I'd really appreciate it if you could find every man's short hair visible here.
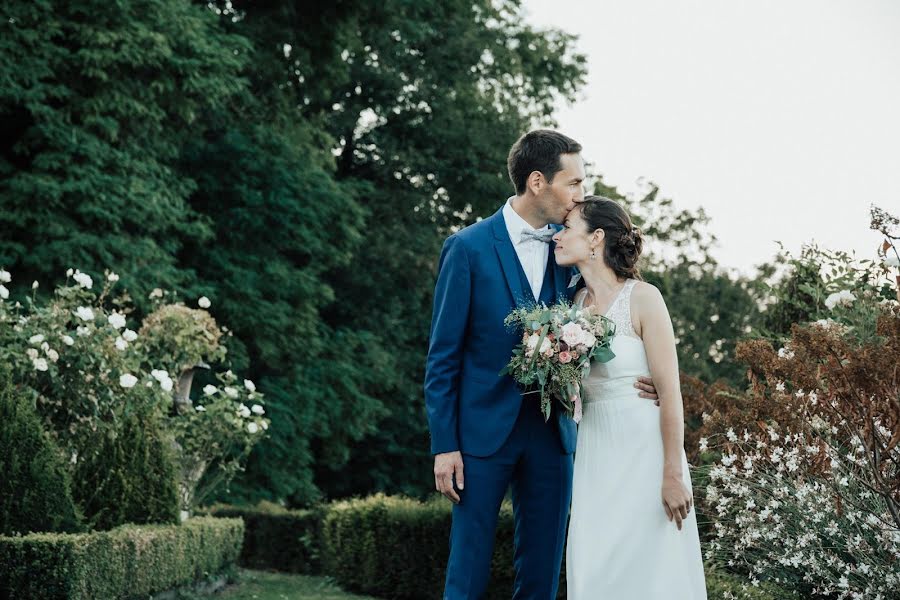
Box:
[507,130,582,195]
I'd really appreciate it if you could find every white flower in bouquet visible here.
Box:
[560,322,587,347]
[119,373,138,388]
[247,422,259,434]
[75,306,94,321]
[107,271,120,282]
[46,348,59,362]
[76,325,91,337]
[66,268,73,277]
[32,357,48,372]
[244,379,256,392]
[198,296,211,309]
[32,281,38,290]
[151,369,174,391]
[149,288,164,299]
[195,405,207,412]
[107,312,126,329]
[26,348,38,359]
[224,386,240,399]
[261,420,269,430]
[237,403,251,418]
[29,334,45,344]
[203,384,218,396]
[114,337,128,351]
[61,334,75,346]
[0,285,8,300]
[122,329,138,342]
[0,269,10,283]
[824,290,855,310]
[251,403,265,415]
[73,270,93,289]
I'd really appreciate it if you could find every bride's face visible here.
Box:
[552,206,601,266]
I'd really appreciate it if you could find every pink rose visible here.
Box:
[558,351,572,364]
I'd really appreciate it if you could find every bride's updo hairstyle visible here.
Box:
[578,195,644,280]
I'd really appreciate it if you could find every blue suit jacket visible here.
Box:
[425,206,578,457]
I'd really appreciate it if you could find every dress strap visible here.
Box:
[607,279,639,339]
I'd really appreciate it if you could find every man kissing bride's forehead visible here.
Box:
[506,129,586,227]
[426,129,705,600]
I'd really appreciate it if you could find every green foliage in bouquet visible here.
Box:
[0,373,82,536]
[501,301,616,420]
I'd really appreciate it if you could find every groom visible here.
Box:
[425,130,657,599]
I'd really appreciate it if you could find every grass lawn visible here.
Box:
[208,570,377,600]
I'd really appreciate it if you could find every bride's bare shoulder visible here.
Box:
[630,280,668,313]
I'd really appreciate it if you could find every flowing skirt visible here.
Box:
[566,389,707,599]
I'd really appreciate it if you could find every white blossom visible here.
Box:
[149,288,163,299]
[107,312,126,329]
[28,334,45,344]
[75,306,94,321]
[237,403,251,418]
[198,296,211,309]
[47,349,59,362]
[119,373,138,388]
[31,280,38,290]
[151,369,174,392]
[224,386,240,399]
[122,329,138,342]
[0,285,8,300]
[203,384,218,396]
[195,405,206,412]
[32,357,49,371]
[0,269,10,283]
[61,335,75,346]
[107,272,120,282]
[76,326,91,337]
[251,404,265,415]
[115,337,128,351]
[247,422,259,434]
[73,270,93,289]
[244,379,256,392]
[66,268,74,277]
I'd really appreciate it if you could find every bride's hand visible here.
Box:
[661,474,692,531]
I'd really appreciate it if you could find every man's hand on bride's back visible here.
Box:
[434,451,465,504]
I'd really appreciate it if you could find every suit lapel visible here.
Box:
[490,209,530,308]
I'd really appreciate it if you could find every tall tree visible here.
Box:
[0,0,250,303]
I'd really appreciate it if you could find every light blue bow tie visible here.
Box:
[519,228,554,244]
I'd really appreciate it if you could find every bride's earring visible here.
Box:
[590,250,596,260]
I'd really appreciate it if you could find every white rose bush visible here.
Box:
[0,267,269,515]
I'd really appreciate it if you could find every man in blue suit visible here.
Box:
[425,130,656,599]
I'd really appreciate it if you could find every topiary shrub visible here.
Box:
[71,409,179,531]
[0,375,82,535]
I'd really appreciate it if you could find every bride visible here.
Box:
[552,196,707,599]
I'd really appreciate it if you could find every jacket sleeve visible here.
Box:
[424,235,471,455]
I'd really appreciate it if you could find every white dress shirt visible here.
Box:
[502,197,552,301]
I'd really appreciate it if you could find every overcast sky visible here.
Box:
[523,0,900,274]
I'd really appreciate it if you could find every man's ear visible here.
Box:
[526,170,544,195]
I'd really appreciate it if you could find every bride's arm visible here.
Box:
[633,282,693,530]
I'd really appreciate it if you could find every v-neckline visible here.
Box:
[579,280,629,316]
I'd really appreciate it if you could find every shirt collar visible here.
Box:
[502,196,551,246]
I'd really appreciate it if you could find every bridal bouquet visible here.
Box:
[500,301,616,423]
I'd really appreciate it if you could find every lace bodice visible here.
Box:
[576,279,649,402]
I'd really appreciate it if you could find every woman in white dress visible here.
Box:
[552,196,707,599]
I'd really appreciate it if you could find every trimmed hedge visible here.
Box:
[206,501,323,573]
[320,494,549,600]
[0,516,243,600]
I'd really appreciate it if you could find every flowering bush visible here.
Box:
[698,298,899,597]
[502,301,616,422]
[0,267,269,520]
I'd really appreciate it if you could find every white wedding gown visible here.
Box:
[566,279,707,599]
